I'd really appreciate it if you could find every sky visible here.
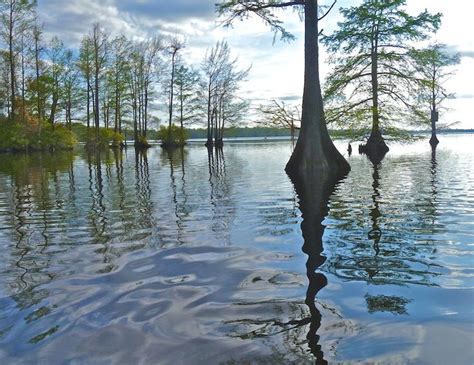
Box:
[37,0,474,129]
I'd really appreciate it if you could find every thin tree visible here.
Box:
[110,35,130,136]
[217,0,350,181]
[62,48,79,129]
[32,20,43,123]
[79,36,93,131]
[411,43,460,146]
[174,64,202,133]
[164,36,184,147]
[258,99,301,143]
[0,0,36,121]
[213,52,249,147]
[202,41,228,147]
[90,23,108,140]
[47,36,66,129]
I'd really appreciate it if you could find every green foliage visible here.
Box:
[99,128,124,147]
[0,117,76,151]
[71,123,124,148]
[410,43,460,126]
[321,0,442,129]
[85,128,124,149]
[35,124,76,150]
[135,134,150,148]
[0,150,75,187]
[216,1,301,42]
[158,125,188,146]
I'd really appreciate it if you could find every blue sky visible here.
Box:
[37,0,474,129]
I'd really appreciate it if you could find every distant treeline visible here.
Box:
[186,127,293,139]
[187,127,473,140]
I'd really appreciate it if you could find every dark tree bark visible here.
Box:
[292,157,345,363]
[206,80,213,147]
[429,75,439,146]
[285,0,350,182]
[94,63,100,139]
[361,15,389,157]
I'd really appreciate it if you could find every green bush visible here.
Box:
[135,134,151,148]
[85,128,124,149]
[157,125,188,147]
[34,124,76,150]
[0,118,75,151]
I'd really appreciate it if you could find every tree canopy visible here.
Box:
[321,0,441,155]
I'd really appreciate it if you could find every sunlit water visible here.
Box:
[0,135,473,364]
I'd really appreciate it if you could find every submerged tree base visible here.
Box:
[359,130,389,164]
[285,136,351,184]
[111,141,126,150]
[214,139,224,148]
[85,140,109,151]
[429,135,439,146]
[160,140,186,149]
[135,141,152,149]
[205,140,224,148]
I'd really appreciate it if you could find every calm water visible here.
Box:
[0,135,473,364]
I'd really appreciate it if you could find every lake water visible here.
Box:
[0,134,473,364]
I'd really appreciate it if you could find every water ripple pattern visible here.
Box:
[0,135,473,364]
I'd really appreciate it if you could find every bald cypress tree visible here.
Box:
[321,0,441,157]
[216,0,350,181]
[411,43,460,146]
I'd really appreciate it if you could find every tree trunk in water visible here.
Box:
[168,51,176,143]
[361,21,388,158]
[429,85,439,146]
[285,0,350,182]
[94,70,100,140]
[205,81,213,147]
[180,84,184,134]
[86,79,90,130]
[429,109,439,146]
[144,87,148,138]
[133,98,138,145]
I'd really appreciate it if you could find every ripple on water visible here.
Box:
[0,136,473,364]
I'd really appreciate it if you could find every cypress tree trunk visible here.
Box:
[86,77,90,130]
[361,19,388,158]
[285,0,350,182]
[205,80,213,147]
[429,82,439,146]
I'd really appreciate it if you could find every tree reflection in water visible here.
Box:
[224,170,347,363]
[292,172,345,364]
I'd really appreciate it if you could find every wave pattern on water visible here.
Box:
[0,136,473,364]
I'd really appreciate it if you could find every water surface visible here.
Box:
[0,135,473,364]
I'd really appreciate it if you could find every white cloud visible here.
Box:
[37,0,473,129]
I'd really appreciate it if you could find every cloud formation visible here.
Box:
[116,0,216,22]
[36,0,473,128]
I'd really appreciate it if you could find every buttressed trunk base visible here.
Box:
[359,128,389,164]
[285,0,350,183]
